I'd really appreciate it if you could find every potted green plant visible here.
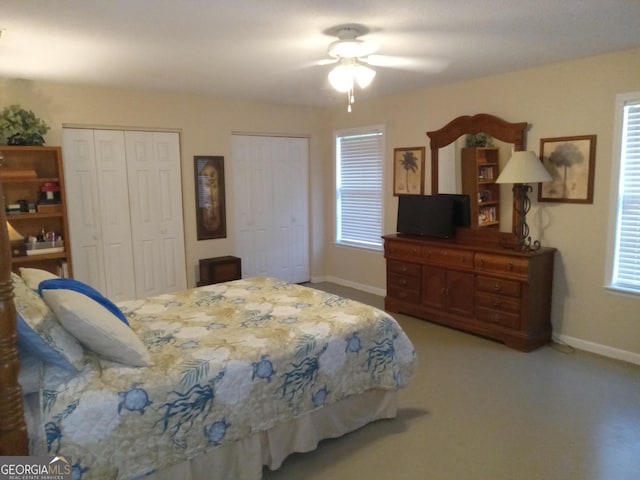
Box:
[0,104,50,146]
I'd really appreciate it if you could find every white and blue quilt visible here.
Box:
[32,277,416,479]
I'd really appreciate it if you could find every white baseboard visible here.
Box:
[308,275,386,297]
[553,333,640,366]
[308,277,639,366]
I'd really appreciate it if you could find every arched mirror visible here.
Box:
[427,113,527,240]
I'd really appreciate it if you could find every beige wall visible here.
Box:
[0,79,326,285]
[2,47,639,361]
[323,47,640,361]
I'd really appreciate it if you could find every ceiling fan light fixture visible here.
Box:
[324,27,378,112]
[328,64,354,92]
[354,64,376,89]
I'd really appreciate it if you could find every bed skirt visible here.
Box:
[147,389,398,480]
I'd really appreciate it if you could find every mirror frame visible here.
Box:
[426,113,527,241]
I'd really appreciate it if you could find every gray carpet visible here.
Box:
[262,282,640,480]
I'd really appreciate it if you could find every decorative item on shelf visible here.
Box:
[479,189,492,203]
[496,151,553,251]
[465,133,494,147]
[0,104,50,146]
[25,231,64,256]
[5,203,22,215]
[40,181,61,203]
[36,203,61,214]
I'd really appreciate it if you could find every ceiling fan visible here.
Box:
[319,25,447,112]
[319,26,380,112]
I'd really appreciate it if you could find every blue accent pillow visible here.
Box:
[39,278,129,326]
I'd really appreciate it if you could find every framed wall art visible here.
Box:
[538,135,596,204]
[393,146,425,196]
[194,155,227,239]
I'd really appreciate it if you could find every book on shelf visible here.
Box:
[478,166,494,180]
[57,260,69,278]
[478,206,497,224]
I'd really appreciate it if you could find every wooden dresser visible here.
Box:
[384,233,556,351]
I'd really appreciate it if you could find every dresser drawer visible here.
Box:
[385,241,421,259]
[476,292,521,315]
[422,246,474,269]
[475,253,529,277]
[387,259,421,277]
[477,307,521,329]
[388,272,421,291]
[476,275,521,298]
[387,285,421,304]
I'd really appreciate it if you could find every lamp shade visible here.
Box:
[328,65,354,92]
[353,64,376,88]
[328,63,376,92]
[6,221,24,242]
[495,151,552,184]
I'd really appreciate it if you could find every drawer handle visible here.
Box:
[492,313,500,323]
[400,278,407,286]
[508,262,514,271]
[492,283,503,292]
[492,299,502,307]
[479,258,485,267]
[401,266,407,272]
[412,248,418,254]
[399,291,407,299]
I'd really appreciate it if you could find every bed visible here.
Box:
[0,195,416,479]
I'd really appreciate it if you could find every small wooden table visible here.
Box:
[197,256,241,286]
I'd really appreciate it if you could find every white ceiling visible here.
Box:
[1,0,639,108]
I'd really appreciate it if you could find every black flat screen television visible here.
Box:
[438,193,472,228]
[396,194,456,238]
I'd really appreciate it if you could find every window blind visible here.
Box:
[613,100,640,292]
[336,130,383,249]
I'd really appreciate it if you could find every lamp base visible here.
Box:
[513,183,541,252]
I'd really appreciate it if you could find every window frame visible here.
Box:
[334,125,385,251]
[605,91,640,297]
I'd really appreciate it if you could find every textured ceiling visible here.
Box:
[1,0,639,108]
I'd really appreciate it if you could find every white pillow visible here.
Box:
[19,268,59,291]
[42,289,152,367]
[12,273,85,371]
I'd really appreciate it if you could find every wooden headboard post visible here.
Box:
[0,181,29,455]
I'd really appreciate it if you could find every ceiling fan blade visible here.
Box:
[364,54,449,73]
[317,58,339,66]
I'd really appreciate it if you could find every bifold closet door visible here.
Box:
[232,135,309,284]
[63,129,186,301]
[124,131,187,298]
[63,129,136,301]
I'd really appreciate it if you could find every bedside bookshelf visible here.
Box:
[1,146,73,276]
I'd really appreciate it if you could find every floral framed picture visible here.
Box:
[538,135,597,204]
[393,146,425,196]
[194,155,227,240]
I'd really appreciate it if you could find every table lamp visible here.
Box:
[496,151,552,251]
